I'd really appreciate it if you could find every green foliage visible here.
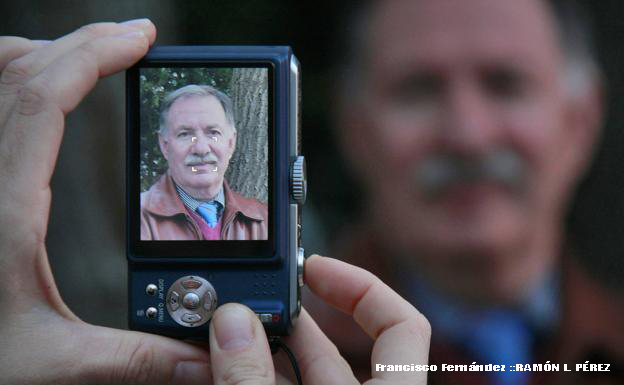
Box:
[139,67,233,191]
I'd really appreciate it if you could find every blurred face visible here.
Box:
[159,95,236,199]
[345,0,599,300]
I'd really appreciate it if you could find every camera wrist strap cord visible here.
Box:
[270,338,303,385]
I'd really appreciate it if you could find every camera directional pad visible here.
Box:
[182,292,200,309]
[166,275,217,327]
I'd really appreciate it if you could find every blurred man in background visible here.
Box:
[308,0,624,384]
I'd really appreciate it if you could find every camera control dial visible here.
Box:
[166,275,217,327]
[291,156,306,204]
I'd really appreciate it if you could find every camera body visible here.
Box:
[126,46,304,338]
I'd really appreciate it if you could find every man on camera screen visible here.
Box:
[140,84,268,241]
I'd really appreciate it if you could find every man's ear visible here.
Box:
[158,133,169,161]
[562,79,604,181]
[227,129,237,159]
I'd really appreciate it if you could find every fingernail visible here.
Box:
[171,361,211,385]
[118,30,145,39]
[213,305,254,351]
[120,18,151,28]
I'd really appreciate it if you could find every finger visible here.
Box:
[305,255,431,383]
[209,303,275,385]
[283,309,359,385]
[0,19,155,86]
[0,37,50,72]
[71,323,213,385]
[26,29,151,113]
[1,30,151,200]
[2,316,212,385]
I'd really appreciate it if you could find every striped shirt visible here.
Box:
[175,183,225,221]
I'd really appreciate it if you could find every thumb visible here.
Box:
[209,303,275,385]
[76,324,212,385]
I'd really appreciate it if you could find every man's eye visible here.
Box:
[483,70,527,100]
[177,132,189,138]
[391,75,442,105]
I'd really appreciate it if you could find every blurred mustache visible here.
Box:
[185,153,219,166]
[414,150,528,198]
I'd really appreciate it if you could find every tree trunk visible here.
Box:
[225,68,269,203]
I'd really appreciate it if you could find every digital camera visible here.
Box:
[126,46,305,338]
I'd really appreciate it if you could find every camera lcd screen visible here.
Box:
[132,65,273,255]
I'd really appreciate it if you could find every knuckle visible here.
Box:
[75,41,99,67]
[2,58,32,85]
[15,80,52,116]
[408,312,432,343]
[77,22,116,39]
[219,360,272,385]
[120,338,157,384]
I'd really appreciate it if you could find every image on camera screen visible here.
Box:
[139,67,269,241]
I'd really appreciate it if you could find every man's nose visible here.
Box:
[191,134,213,154]
[438,81,498,156]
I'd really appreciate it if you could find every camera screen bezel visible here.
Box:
[127,60,276,262]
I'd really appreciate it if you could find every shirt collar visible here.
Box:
[399,269,560,341]
[174,182,225,212]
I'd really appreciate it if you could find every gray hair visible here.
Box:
[340,0,600,99]
[547,0,601,95]
[159,84,236,136]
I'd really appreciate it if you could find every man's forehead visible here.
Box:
[167,95,227,127]
[366,0,562,71]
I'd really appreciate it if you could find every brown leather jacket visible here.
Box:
[140,172,268,240]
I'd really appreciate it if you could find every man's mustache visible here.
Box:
[413,149,528,198]
[185,153,219,167]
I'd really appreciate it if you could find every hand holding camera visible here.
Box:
[0,20,430,385]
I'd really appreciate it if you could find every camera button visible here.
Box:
[291,156,306,204]
[297,247,305,287]
[182,313,202,323]
[182,279,202,289]
[146,307,158,319]
[182,292,200,310]
[145,283,158,296]
[169,291,180,311]
[203,292,216,310]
